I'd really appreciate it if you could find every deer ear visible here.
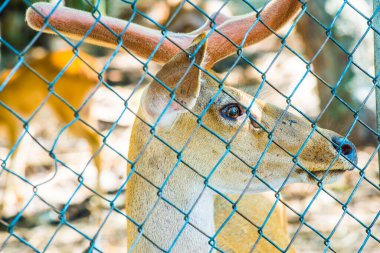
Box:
[141,33,207,129]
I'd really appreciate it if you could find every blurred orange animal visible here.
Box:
[0,50,102,214]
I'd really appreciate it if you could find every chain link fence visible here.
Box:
[0,0,379,252]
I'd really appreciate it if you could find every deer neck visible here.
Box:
[127,118,215,252]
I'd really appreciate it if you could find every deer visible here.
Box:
[0,50,102,215]
[25,0,358,252]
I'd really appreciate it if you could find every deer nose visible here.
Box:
[332,136,358,166]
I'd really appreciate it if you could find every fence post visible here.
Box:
[374,0,380,184]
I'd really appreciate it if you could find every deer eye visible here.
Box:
[221,104,243,120]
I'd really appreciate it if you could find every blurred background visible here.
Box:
[0,0,379,252]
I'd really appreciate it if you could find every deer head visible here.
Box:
[26,1,357,252]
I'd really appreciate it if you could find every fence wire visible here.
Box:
[0,0,379,252]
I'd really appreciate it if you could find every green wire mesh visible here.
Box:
[0,0,379,252]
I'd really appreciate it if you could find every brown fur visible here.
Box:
[23,2,355,252]
[215,194,295,253]
[125,38,354,252]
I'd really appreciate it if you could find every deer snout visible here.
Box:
[332,136,358,167]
